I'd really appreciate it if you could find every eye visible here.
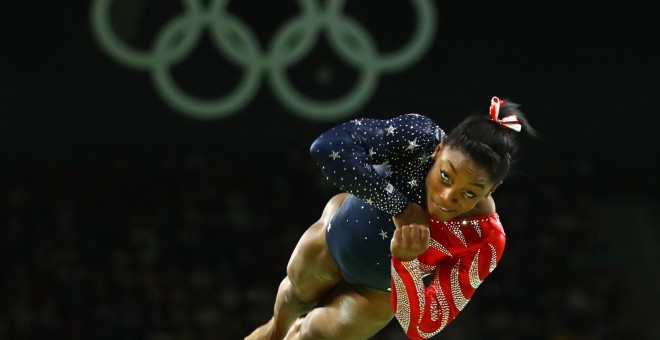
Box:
[463,191,477,199]
[440,170,450,183]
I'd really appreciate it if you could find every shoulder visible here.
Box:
[466,196,496,217]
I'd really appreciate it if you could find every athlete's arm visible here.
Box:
[310,113,441,216]
[390,226,506,339]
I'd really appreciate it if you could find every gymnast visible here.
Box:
[246,96,538,339]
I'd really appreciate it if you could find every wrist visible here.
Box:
[394,202,414,218]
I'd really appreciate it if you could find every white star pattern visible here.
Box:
[379,229,388,239]
[417,154,431,164]
[406,138,420,151]
[310,113,445,219]
[384,166,393,177]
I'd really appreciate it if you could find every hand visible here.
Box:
[390,224,430,261]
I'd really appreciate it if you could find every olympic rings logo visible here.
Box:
[91,0,437,121]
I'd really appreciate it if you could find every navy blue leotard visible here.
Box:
[309,113,445,291]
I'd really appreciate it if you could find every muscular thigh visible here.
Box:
[286,193,348,301]
[294,283,394,340]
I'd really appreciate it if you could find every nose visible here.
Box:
[440,188,457,203]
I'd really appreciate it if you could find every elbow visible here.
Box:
[309,135,330,162]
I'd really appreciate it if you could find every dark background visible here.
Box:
[2,1,659,339]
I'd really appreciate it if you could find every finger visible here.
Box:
[391,228,401,244]
[420,225,430,243]
[401,225,412,247]
[419,226,430,251]
[390,229,400,252]
[409,224,421,244]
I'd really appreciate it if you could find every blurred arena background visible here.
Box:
[2,1,659,339]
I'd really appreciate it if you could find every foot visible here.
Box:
[245,318,275,340]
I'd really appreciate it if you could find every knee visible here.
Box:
[286,263,342,305]
[285,250,339,304]
[280,276,317,307]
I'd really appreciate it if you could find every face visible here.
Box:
[425,143,498,221]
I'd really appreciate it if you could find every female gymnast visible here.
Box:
[246,96,537,339]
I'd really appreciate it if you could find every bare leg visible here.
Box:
[246,193,348,340]
[284,282,394,340]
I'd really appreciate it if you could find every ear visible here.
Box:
[431,142,444,159]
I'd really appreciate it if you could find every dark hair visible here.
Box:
[444,98,538,183]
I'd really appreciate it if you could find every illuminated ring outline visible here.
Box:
[91,0,437,121]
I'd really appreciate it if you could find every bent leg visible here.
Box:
[246,193,348,340]
[284,283,394,340]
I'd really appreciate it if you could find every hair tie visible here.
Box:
[490,96,521,132]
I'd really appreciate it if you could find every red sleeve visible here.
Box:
[391,234,505,339]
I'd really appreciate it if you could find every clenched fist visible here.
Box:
[390,224,430,261]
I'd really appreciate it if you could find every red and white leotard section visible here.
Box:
[391,213,506,339]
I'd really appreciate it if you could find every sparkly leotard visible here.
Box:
[311,113,441,291]
[310,113,507,339]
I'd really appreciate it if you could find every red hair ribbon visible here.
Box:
[490,96,521,132]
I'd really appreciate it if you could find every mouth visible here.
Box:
[433,200,454,212]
